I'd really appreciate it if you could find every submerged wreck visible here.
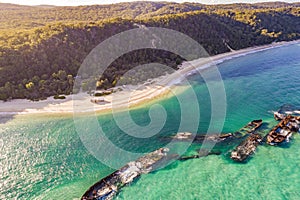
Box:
[82,148,170,200]
[231,114,300,162]
[82,106,300,199]
[231,134,262,162]
[229,119,263,162]
[168,120,263,162]
[169,119,263,144]
[179,149,222,161]
[233,119,263,137]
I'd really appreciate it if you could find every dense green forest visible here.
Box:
[0,1,299,100]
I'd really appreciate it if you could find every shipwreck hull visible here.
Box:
[267,115,300,145]
[231,134,262,162]
[81,148,169,200]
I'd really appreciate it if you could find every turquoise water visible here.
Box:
[0,43,300,199]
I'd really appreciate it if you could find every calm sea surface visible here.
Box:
[0,43,300,199]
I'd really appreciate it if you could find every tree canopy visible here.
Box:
[0,1,299,100]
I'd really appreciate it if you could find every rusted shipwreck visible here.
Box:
[170,132,233,143]
[81,148,170,200]
[234,119,263,137]
[230,119,263,162]
[82,108,300,199]
[170,119,263,144]
[231,114,300,162]
[169,120,263,162]
[267,115,300,145]
[230,133,262,162]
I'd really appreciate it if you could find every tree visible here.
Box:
[25,82,35,91]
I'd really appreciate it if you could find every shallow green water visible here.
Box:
[0,43,300,199]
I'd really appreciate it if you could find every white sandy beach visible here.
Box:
[0,40,299,115]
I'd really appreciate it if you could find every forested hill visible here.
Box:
[0,2,299,100]
[1,1,299,30]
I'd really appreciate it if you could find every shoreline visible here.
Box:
[0,39,299,116]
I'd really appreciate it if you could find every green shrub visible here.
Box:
[54,95,66,99]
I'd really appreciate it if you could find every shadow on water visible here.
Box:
[274,140,293,149]
[150,159,180,173]
[0,114,15,124]
[0,97,73,124]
